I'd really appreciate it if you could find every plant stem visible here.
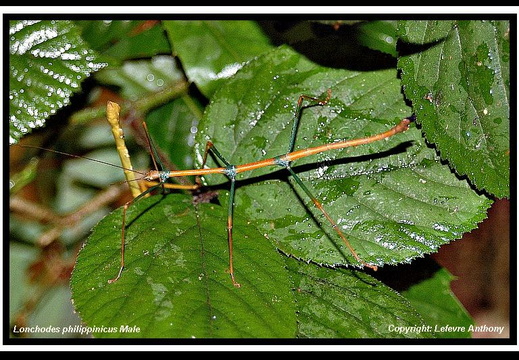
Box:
[70,80,190,125]
[133,80,190,115]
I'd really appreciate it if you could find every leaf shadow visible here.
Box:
[258,20,397,71]
[371,256,443,292]
[124,193,167,231]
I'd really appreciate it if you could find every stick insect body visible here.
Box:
[108,90,411,287]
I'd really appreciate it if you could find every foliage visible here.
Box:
[398,20,510,198]
[8,19,509,339]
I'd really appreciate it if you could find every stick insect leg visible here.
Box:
[195,141,224,187]
[285,166,377,271]
[282,90,376,271]
[288,89,332,153]
[199,141,241,287]
[198,89,332,286]
[108,184,162,284]
[226,177,240,287]
[109,121,179,284]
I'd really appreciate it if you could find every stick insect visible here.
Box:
[107,90,412,288]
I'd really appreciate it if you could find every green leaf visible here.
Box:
[402,267,473,338]
[287,258,434,338]
[356,20,398,57]
[76,20,141,52]
[95,55,184,99]
[70,194,296,338]
[196,45,492,270]
[397,20,510,198]
[163,20,274,97]
[78,20,171,62]
[101,22,171,61]
[145,96,204,171]
[9,20,106,144]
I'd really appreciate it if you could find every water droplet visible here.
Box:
[316,165,328,178]
[433,223,450,232]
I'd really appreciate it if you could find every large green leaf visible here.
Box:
[71,194,296,338]
[196,45,492,270]
[287,258,434,338]
[397,20,510,198]
[70,44,492,339]
[71,194,437,339]
[163,20,274,97]
[9,20,106,144]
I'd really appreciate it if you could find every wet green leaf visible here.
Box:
[287,258,434,338]
[71,194,296,338]
[163,20,274,97]
[9,20,106,144]
[398,20,510,198]
[196,45,492,270]
[356,20,398,57]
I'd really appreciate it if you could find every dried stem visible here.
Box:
[10,183,129,247]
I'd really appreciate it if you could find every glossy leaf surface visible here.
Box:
[9,20,106,144]
[196,46,492,269]
[398,20,510,198]
[71,194,296,338]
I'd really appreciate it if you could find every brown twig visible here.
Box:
[10,182,130,247]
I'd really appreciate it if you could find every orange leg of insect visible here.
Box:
[107,178,199,284]
[226,178,240,287]
[311,197,377,271]
[199,141,241,287]
[108,199,132,284]
[284,164,378,271]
